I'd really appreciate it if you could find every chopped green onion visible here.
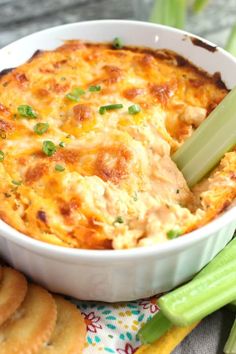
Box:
[128,104,141,115]
[113,216,124,225]
[224,317,236,354]
[99,104,123,115]
[112,37,123,49]
[55,164,65,172]
[42,140,56,157]
[192,0,210,13]
[166,229,182,240]
[33,122,49,135]
[17,105,37,119]
[225,24,236,57]
[74,88,85,95]
[138,311,172,344]
[0,151,4,162]
[150,0,186,29]
[12,180,22,186]
[99,107,106,115]
[172,87,236,187]
[133,192,138,201]
[65,87,85,102]
[59,141,65,148]
[89,85,101,92]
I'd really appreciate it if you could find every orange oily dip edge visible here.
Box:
[0,40,235,250]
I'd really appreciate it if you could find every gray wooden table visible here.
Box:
[0,0,235,353]
[0,0,236,48]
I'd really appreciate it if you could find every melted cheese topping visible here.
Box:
[0,41,235,249]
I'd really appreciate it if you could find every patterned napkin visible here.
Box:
[74,295,160,353]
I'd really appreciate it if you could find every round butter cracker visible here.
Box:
[0,284,57,354]
[0,267,27,327]
[38,295,86,354]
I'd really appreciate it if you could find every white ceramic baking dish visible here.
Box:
[0,20,235,302]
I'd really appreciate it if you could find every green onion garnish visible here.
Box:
[0,151,4,162]
[17,105,37,119]
[99,107,106,115]
[42,140,56,157]
[55,164,65,172]
[225,24,236,57]
[133,192,138,201]
[89,85,101,92]
[33,122,49,135]
[12,180,22,186]
[59,142,65,148]
[99,104,123,115]
[112,37,123,49]
[113,216,124,224]
[65,87,85,102]
[128,104,141,115]
[224,317,236,354]
[166,229,182,240]
[172,87,236,187]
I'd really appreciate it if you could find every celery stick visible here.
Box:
[149,0,171,25]
[192,0,210,13]
[158,239,236,326]
[224,317,236,354]
[194,237,236,312]
[149,0,186,29]
[174,0,186,29]
[172,87,236,187]
[194,238,236,280]
[138,239,236,343]
[138,311,172,344]
[225,24,236,57]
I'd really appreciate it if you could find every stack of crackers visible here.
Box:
[0,267,86,353]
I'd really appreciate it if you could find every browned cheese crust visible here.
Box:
[0,41,235,249]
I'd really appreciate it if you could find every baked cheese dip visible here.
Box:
[0,39,235,249]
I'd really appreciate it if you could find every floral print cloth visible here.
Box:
[75,295,161,353]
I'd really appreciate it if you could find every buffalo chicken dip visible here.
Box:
[0,40,235,249]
